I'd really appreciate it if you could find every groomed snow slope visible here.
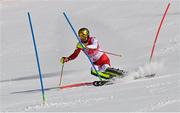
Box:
[0,0,180,112]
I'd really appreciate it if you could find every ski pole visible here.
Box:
[98,50,122,57]
[59,63,64,87]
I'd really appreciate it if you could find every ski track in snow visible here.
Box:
[157,36,180,56]
[138,99,180,112]
[24,96,111,111]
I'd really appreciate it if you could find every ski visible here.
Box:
[60,82,94,89]
[93,80,113,86]
[59,80,112,89]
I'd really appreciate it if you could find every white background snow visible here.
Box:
[0,0,180,112]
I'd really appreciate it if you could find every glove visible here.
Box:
[60,57,70,64]
[76,43,86,49]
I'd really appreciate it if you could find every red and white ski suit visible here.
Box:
[68,37,111,71]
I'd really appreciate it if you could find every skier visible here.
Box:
[60,28,124,79]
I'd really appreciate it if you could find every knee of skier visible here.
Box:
[100,64,110,72]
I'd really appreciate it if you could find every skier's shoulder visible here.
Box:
[89,36,96,40]
[89,36,98,42]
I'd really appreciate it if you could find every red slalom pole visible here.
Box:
[149,0,172,62]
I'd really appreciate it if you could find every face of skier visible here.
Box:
[78,28,89,43]
[79,33,88,43]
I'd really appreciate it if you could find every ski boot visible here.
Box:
[105,67,127,78]
[91,70,114,79]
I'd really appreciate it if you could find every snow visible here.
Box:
[0,0,180,112]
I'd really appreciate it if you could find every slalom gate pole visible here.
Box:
[63,12,102,81]
[149,0,172,62]
[98,50,122,57]
[27,12,46,103]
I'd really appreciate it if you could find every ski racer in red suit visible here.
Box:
[60,28,124,79]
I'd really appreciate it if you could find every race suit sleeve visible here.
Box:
[68,48,81,60]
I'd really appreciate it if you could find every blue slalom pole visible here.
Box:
[63,12,102,81]
[27,12,46,103]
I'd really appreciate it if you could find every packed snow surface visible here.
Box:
[0,0,180,112]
